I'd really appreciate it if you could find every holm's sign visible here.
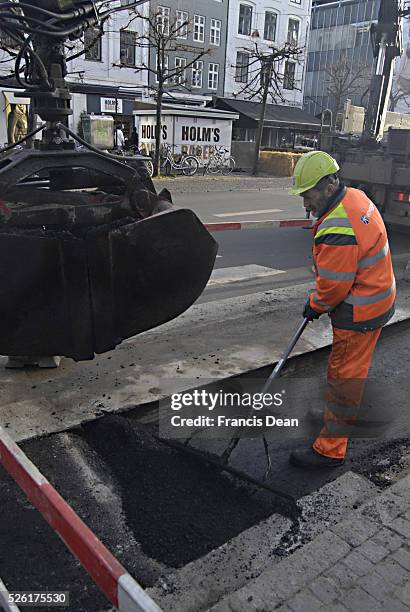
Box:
[138,114,233,160]
[181,126,220,143]
[141,124,168,140]
[140,124,221,143]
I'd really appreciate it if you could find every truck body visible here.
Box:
[322,0,410,230]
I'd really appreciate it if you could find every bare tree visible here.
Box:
[389,84,410,111]
[113,11,210,176]
[324,56,369,128]
[233,40,304,175]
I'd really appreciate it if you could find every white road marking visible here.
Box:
[213,209,283,217]
[216,255,223,258]
[208,264,285,286]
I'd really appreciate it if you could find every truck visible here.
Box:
[321,0,410,231]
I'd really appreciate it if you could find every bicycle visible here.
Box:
[160,143,199,176]
[114,146,154,177]
[204,146,235,175]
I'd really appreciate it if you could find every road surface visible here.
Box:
[153,175,306,223]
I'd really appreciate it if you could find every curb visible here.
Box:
[205,219,312,231]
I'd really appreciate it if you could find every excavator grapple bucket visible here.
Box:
[88,208,217,355]
[0,145,217,361]
[0,208,217,360]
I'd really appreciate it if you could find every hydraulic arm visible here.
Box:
[363,0,407,143]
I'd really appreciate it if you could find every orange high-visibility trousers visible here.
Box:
[313,326,382,459]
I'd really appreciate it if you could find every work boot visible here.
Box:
[289,447,344,469]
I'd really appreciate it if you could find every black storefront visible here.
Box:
[69,83,142,143]
[209,97,321,149]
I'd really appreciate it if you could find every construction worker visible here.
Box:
[288,151,396,468]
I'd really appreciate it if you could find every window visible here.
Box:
[238,4,252,36]
[283,61,296,89]
[287,18,300,46]
[264,12,277,41]
[174,57,187,84]
[208,62,219,90]
[194,15,205,42]
[120,30,135,66]
[235,51,249,82]
[176,10,188,39]
[192,60,203,87]
[210,19,221,46]
[155,54,169,82]
[156,6,170,35]
[84,27,102,61]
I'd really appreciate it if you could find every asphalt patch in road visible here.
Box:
[81,414,275,568]
[0,467,109,612]
[353,438,410,488]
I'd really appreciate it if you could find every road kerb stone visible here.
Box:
[308,575,343,604]
[210,475,409,612]
[374,557,410,586]
[356,538,390,563]
[389,517,410,539]
[359,491,404,525]
[340,550,375,577]
[330,515,379,547]
[211,530,350,610]
[342,585,383,611]
[391,547,410,571]
[286,589,324,611]
[389,475,410,502]
[356,570,394,602]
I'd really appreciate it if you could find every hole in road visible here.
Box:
[81,414,275,568]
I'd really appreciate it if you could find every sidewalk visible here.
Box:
[152,174,291,194]
[211,475,410,611]
[1,258,410,443]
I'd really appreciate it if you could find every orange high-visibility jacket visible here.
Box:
[310,186,396,331]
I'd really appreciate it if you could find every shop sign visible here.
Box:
[101,97,123,114]
[138,115,232,160]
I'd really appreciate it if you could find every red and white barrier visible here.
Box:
[0,427,161,612]
[0,577,21,612]
[205,218,312,231]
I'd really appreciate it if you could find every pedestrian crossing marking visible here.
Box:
[214,209,283,217]
[208,264,285,287]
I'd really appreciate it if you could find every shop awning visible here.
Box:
[3,90,30,107]
[209,98,321,130]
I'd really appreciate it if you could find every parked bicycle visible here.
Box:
[204,146,235,175]
[160,143,199,176]
[116,146,154,177]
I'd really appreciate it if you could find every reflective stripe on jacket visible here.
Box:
[310,187,396,331]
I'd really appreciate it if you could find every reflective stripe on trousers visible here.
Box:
[313,326,382,459]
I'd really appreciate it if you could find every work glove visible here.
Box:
[303,298,322,321]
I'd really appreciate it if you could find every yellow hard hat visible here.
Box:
[289,151,340,196]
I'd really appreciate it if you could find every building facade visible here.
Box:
[224,0,311,107]
[0,6,149,145]
[67,6,149,140]
[304,0,380,121]
[147,0,229,105]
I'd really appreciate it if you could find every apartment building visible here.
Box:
[224,0,311,107]
[147,0,229,104]
[0,5,149,144]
